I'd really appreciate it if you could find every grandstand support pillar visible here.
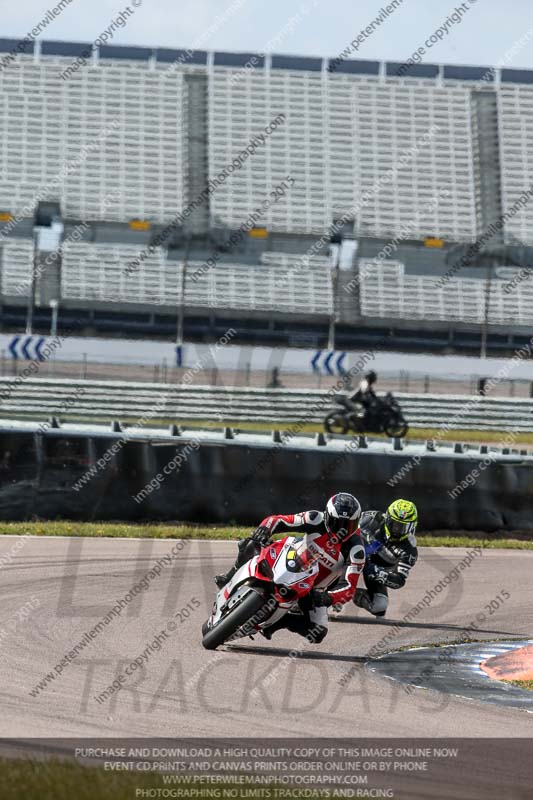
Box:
[185,74,209,235]
[327,313,335,351]
[471,91,503,359]
[480,255,495,359]
[25,231,39,335]
[49,299,58,338]
[328,252,341,350]
[176,235,191,349]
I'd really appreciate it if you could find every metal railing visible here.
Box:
[0,377,532,432]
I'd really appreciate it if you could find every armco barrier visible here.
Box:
[0,420,531,531]
[0,377,533,431]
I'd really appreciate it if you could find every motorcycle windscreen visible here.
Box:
[273,535,319,585]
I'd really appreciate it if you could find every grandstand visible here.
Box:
[0,53,188,224]
[60,244,332,317]
[61,243,170,305]
[1,40,533,350]
[1,240,33,296]
[352,83,477,241]
[358,259,533,326]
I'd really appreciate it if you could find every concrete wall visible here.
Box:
[3,333,533,380]
[0,428,531,531]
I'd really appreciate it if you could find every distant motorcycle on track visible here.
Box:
[202,534,319,650]
[324,392,409,438]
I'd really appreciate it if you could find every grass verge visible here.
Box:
[24,411,533,447]
[508,680,533,690]
[0,521,531,549]
[0,758,151,800]
[396,637,527,652]
[149,419,533,447]
[0,758,295,800]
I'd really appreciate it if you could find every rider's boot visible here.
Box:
[214,537,259,589]
[214,567,237,590]
[262,612,325,642]
[353,588,372,612]
[260,615,291,640]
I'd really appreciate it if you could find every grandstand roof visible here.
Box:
[1,37,532,84]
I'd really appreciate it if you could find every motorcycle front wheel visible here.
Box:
[384,418,409,438]
[324,412,348,434]
[202,587,268,650]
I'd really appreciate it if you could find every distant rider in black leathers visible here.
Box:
[347,370,378,415]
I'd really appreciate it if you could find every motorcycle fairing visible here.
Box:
[206,535,319,636]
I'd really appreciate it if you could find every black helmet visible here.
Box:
[324,493,361,540]
[365,370,377,384]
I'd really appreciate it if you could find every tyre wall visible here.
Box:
[0,429,531,531]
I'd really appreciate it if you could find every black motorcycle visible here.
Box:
[324,392,409,438]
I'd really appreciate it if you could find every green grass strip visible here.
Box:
[0,521,531,549]
[0,758,308,800]
[507,679,533,690]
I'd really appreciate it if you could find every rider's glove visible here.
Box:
[312,589,333,608]
[300,589,333,610]
[250,525,271,546]
[367,563,389,584]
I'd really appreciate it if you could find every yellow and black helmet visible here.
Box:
[384,499,418,539]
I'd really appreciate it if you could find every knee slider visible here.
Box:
[371,593,389,614]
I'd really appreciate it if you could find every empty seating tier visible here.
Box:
[358,259,533,326]
[59,242,333,316]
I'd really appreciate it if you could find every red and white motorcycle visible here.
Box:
[202,535,320,650]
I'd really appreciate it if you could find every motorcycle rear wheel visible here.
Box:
[202,587,268,650]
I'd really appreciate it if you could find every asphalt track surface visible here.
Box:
[1,536,533,738]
